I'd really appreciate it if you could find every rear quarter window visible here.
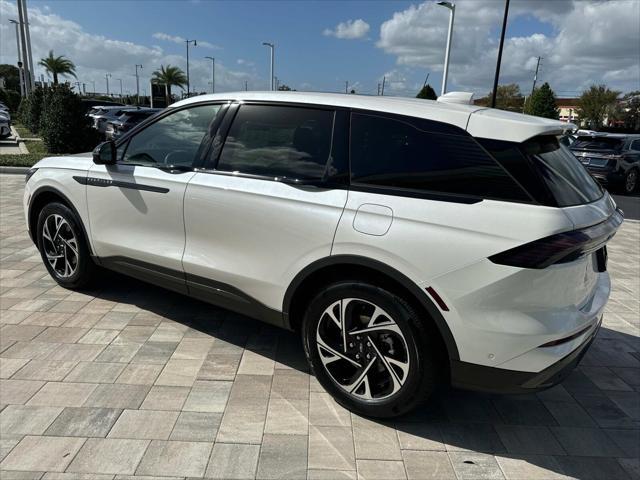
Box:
[350,113,531,202]
[479,135,603,207]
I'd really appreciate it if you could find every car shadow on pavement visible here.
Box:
[82,270,639,480]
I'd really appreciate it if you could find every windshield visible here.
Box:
[571,136,624,151]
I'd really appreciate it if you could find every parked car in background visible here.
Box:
[570,133,640,195]
[24,91,621,417]
[0,103,11,139]
[105,108,162,140]
[91,107,140,136]
[81,99,124,114]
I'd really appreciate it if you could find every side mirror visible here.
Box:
[92,141,117,165]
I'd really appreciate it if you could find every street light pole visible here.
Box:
[491,0,510,108]
[262,42,274,91]
[8,20,24,97]
[16,1,30,95]
[185,39,197,96]
[118,78,123,97]
[437,1,455,97]
[105,73,111,96]
[135,64,143,103]
[205,56,215,94]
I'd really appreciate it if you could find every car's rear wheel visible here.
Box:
[623,169,638,195]
[36,202,97,289]
[302,281,438,418]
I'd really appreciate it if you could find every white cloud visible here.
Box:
[323,19,370,40]
[152,32,220,50]
[0,1,256,94]
[377,0,640,95]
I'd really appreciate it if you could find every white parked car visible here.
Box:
[24,92,622,417]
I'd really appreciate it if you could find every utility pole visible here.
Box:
[345,81,348,94]
[105,73,111,96]
[22,0,35,89]
[381,76,386,96]
[377,83,381,95]
[437,2,455,96]
[205,56,215,94]
[530,56,542,97]
[491,0,510,108]
[185,39,197,96]
[8,20,24,97]
[262,42,275,91]
[118,78,123,97]
[135,65,143,103]
[245,80,248,91]
[16,0,30,95]
[91,80,95,94]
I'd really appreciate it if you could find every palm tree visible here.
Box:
[152,65,187,105]
[38,50,76,84]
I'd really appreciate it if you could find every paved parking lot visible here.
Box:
[1,173,638,480]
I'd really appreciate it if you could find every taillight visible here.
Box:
[489,209,623,269]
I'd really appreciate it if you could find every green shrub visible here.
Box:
[0,88,21,113]
[39,84,101,154]
[18,86,44,134]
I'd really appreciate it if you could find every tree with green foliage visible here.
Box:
[38,51,77,84]
[151,65,187,105]
[39,84,100,153]
[476,84,524,112]
[524,82,558,119]
[612,91,640,131]
[18,86,44,133]
[0,88,21,113]
[0,64,21,92]
[416,84,437,100]
[577,85,620,130]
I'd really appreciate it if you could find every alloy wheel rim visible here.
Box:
[626,171,637,192]
[42,214,79,278]
[316,298,411,401]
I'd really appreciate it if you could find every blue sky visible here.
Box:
[1,0,638,97]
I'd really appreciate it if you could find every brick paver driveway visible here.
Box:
[1,173,638,480]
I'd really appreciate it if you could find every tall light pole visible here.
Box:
[204,56,215,94]
[105,73,112,96]
[21,0,35,88]
[16,1,30,94]
[8,20,24,97]
[262,42,274,91]
[437,1,455,97]
[491,0,510,108]
[185,39,197,96]
[91,80,95,94]
[117,78,123,97]
[135,64,143,102]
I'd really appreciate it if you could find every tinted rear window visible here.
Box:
[350,113,530,202]
[571,136,624,150]
[479,136,603,207]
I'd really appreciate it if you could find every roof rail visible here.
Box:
[437,91,475,105]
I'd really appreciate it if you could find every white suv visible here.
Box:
[24,92,622,417]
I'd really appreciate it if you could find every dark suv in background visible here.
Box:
[570,134,640,195]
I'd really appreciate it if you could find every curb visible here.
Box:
[0,166,29,175]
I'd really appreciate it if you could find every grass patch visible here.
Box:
[13,123,39,139]
[0,136,64,168]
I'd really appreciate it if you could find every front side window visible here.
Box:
[350,113,530,201]
[216,105,335,180]
[122,104,221,167]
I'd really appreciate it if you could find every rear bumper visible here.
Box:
[450,315,601,394]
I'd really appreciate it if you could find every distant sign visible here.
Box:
[150,82,167,108]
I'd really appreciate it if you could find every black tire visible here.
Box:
[622,169,638,195]
[36,202,97,289]
[302,281,439,418]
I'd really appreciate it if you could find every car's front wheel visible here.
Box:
[302,281,438,418]
[36,202,97,289]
